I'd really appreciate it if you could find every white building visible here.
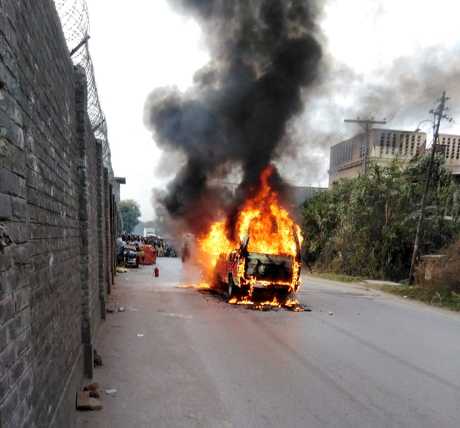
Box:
[329,128,460,184]
[439,133,460,176]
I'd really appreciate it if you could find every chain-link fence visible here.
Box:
[54,0,113,176]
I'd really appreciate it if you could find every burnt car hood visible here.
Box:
[245,252,293,285]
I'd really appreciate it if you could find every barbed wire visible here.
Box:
[54,0,113,177]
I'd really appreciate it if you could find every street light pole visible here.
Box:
[344,118,387,175]
[408,91,451,284]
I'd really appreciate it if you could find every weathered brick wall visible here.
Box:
[0,1,115,427]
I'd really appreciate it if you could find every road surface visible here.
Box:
[77,258,460,428]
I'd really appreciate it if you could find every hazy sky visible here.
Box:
[86,0,460,220]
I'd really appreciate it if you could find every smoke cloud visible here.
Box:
[289,44,460,179]
[144,0,323,234]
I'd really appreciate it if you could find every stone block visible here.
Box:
[3,222,28,244]
[10,196,27,220]
[0,371,9,404]
[0,193,12,220]
[0,138,26,177]
[14,287,30,312]
[0,248,13,272]
[9,349,31,386]
[0,168,25,197]
[0,343,16,372]
[14,327,30,358]
[0,325,7,351]
[0,297,14,326]
[0,389,19,427]
[7,309,30,341]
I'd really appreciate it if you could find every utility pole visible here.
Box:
[344,118,387,175]
[408,91,451,284]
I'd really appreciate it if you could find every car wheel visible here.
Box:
[240,286,250,299]
[227,276,235,300]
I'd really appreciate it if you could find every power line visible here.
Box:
[408,91,452,284]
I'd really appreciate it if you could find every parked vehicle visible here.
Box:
[124,248,139,268]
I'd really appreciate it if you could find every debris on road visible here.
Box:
[105,389,117,396]
[116,267,128,273]
[83,383,100,397]
[328,311,334,316]
[94,350,103,367]
[106,303,116,313]
[77,384,103,411]
[163,313,193,320]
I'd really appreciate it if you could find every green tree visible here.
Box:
[120,200,141,233]
[302,155,460,281]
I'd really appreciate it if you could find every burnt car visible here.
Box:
[213,237,301,303]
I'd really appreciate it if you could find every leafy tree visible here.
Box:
[302,155,460,281]
[120,200,141,233]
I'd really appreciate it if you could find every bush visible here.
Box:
[302,155,460,281]
[433,239,460,294]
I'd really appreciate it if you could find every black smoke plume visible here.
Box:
[144,0,323,234]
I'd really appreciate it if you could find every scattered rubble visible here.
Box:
[83,383,100,397]
[76,383,103,411]
[94,349,103,367]
[106,303,116,313]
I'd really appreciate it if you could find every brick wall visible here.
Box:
[0,1,117,427]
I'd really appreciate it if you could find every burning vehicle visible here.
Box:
[145,1,321,309]
[214,238,301,303]
[198,166,303,305]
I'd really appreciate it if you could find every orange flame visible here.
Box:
[197,165,303,280]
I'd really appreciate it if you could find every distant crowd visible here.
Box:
[117,234,177,267]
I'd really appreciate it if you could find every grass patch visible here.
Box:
[381,285,460,312]
[311,272,460,312]
[312,272,364,283]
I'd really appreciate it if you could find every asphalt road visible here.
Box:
[77,258,460,428]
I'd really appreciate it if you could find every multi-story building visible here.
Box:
[438,133,460,176]
[329,128,460,184]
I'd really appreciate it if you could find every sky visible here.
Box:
[85,0,460,221]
